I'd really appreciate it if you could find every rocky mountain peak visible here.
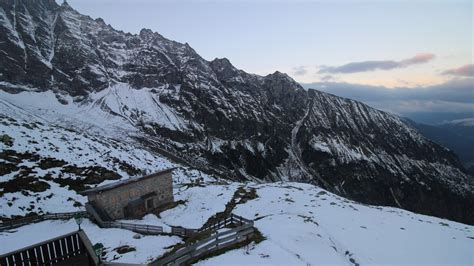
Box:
[61,0,71,8]
[58,0,77,13]
[209,57,241,80]
[94,17,106,25]
[139,28,154,38]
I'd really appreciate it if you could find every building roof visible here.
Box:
[80,168,175,195]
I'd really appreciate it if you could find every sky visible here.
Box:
[64,0,473,123]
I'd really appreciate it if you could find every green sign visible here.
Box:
[93,243,104,260]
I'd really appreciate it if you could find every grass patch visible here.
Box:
[38,157,67,170]
[0,134,14,146]
[0,175,50,195]
[0,161,18,176]
[50,165,121,192]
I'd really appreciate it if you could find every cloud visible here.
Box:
[319,53,435,74]
[292,66,308,76]
[301,78,474,124]
[442,64,474,77]
[399,53,435,65]
[320,75,337,82]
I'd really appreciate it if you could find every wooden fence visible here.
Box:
[170,226,198,237]
[2,206,256,266]
[0,211,88,231]
[102,221,164,235]
[151,222,255,266]
[200,213,252,233]
[86,203,166,235]
[0,230,98,266]
[87,200,256,265]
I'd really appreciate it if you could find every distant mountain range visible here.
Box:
[0,0,473,224]
[300,81,473,125]
[407,120,474,174]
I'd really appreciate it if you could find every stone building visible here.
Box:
[81,168,174,220]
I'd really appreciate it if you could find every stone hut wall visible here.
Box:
[87,172,173,220]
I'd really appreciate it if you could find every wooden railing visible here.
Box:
[1,204,256,266]
[0,211,88,231]
[87,201,256,265]
[170,226,198,237]
[0,230,98,266]
[199,213,252,233]
[103,221,164,235]
[151,222,255,266]
[86,203,165,235]
[2,204,256,266]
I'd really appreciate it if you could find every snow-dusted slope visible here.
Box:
[1,181,472,265]
[197,182,474,265]
[0,71,472,265]
[0,96,212,218]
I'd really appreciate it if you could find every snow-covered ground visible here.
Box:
[197,182,474,265]
[0,219,181,264]
[160,183,239,229]
[2,181,472,265]
[0,83,190,137]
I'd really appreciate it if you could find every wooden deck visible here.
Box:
[0,230,98,266]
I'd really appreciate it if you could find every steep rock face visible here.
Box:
[297,91,472,223]
[0,0,473,224]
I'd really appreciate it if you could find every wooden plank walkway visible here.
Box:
[0,230,98,266]
[151,222,255,266]
[1,206,256,265]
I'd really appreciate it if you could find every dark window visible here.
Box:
[146,198,154,209]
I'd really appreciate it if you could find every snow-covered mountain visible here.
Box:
[407,119,474,175]
[1,104,473,264]
[0,0,473,226]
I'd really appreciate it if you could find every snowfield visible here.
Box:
[199,183,474,265]
[1,181,472,265]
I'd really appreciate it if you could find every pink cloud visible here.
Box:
[400,53,436,66]
[319,53,435,74]
[442,64,474,77]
